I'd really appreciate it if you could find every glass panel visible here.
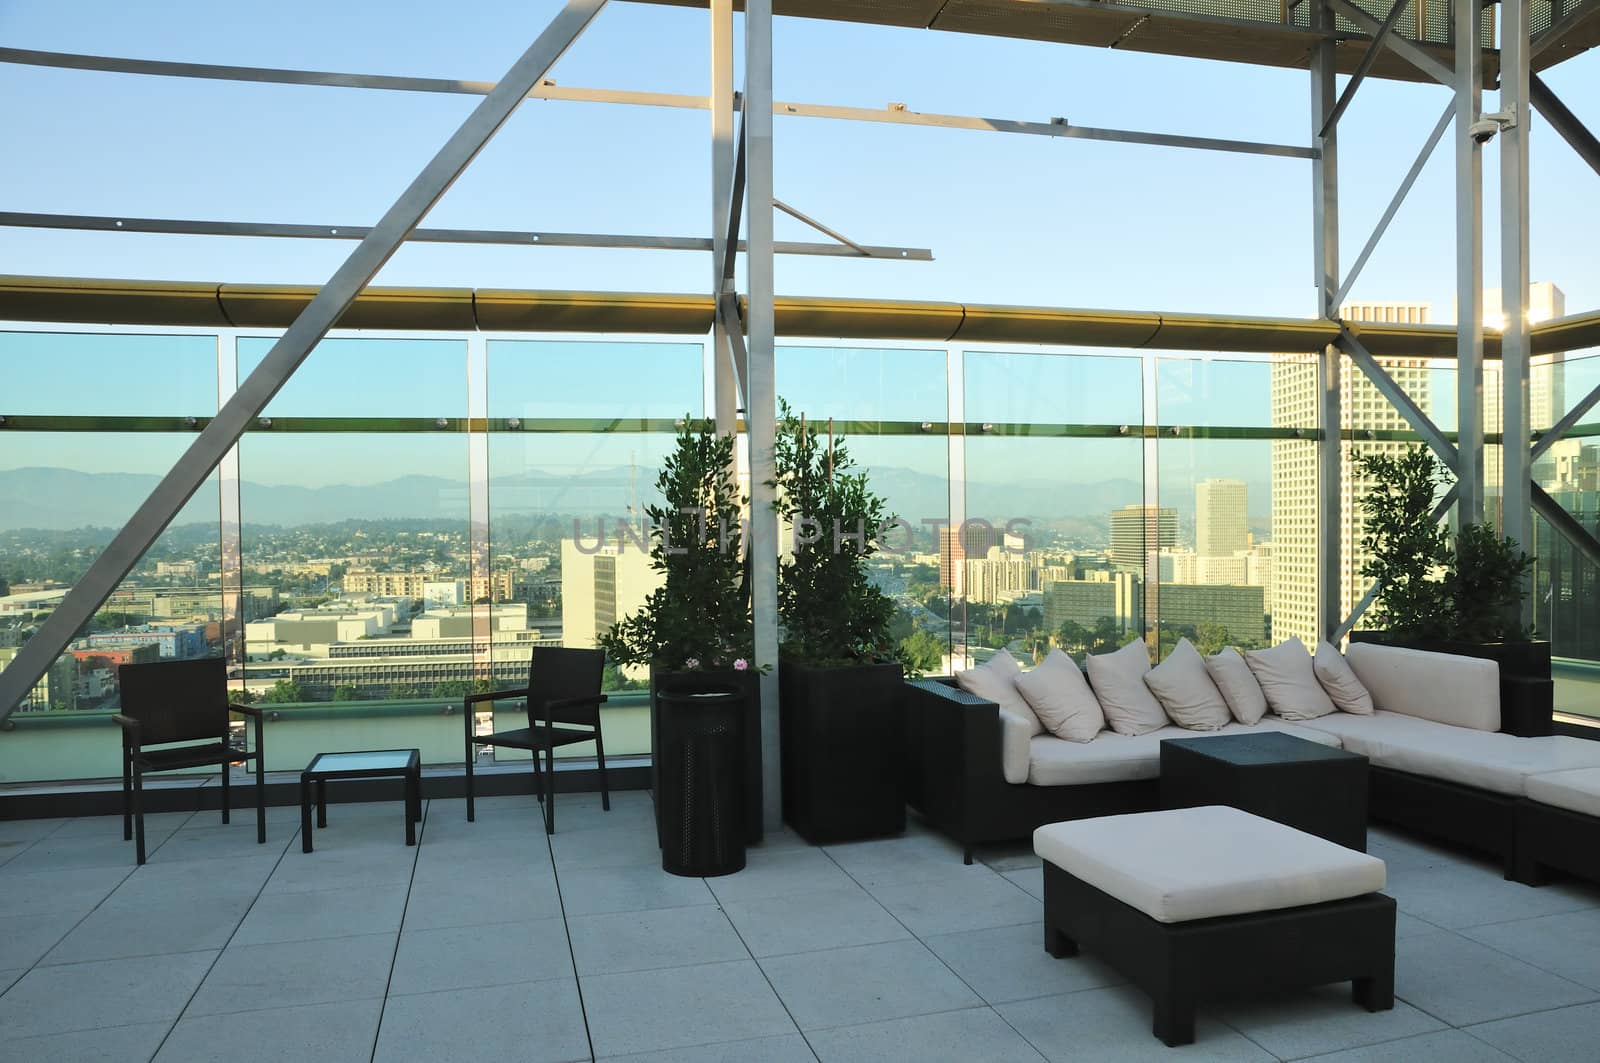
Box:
[308,749,416,773]
[777,346,951,675]
[0,333,222,757]
[964,351,1143,667]
[236,337,471,769]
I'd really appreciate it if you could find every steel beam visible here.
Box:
[744,0,782,833]
[1312,0,1343,645]
[1533,382,1600,461]
[717,293,749,408]
[0,0,609,720]
[711,0,738,438]
[1333,102,1454,310]
[1529,74,1600,181]
[1320,0,1413,139]
[1327,0,1454,87]
[1501,0,1534,634]
[773,199,869,256]
[1533,483,1600,570]
[1343,331,1460,471]
[0,211,931,261]
[1454,0,1486,526]
[1333,485,1460,640]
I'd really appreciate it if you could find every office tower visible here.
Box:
[1196,479,1248,558]
[939,522,999,594]
[560,539,661,651]
[1109,505,1177,572]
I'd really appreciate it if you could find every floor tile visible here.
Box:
[868,871,1040,937]
[41,894,253,965]
[399,867,562,930]
[997,985,1276,1062]
[184,933,394,1016]
[808,1006,1046,1062]
[49,812,193,839]
[232,883,409,947]
[569,905,749,976]
[760,939,982,1031]
[0,1020,172,1063]
[557,864,715,916]
[1,833,168,873]
[601,1032,816,1062]
[1212,983,1446,1060]
[1295,1028,1517,1061]
[1387,861,1600,929]
[1395,931,1599,1026]
[1462,908,1600,991]
[0,817,65,846]
[0,951,217,1039]
[143,822,292,864]
[0,865,131,918]
[389,917,572,995]
[549,823,664,871]
[1465,1000,1600,1063]
[0,968,23,994]
[977,843,1041,873]
[261,844,417,895]
[722,886,910,958]
[374,978,590,1063]
[706,846,859,904]
[1003,865,1044,901]
[0,910,86,969]
[922,921,1123,1004]
[822,833,975,888]
[581,959,796,1057]
[156,998,383,1063]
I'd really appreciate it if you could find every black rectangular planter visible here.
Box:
[1348,631,1553,737]
[780,660,906,845]
[650,666,764,845]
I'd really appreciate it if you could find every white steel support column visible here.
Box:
[1455,0,1486,525]
[744,0,782,832]
[1311,0,1342,644]
[710,0,738,438]
[1500,0,1534,617]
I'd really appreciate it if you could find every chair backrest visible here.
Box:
[117,656,230,745]
[526,646,606,726]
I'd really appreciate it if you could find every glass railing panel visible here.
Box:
[0,331,223,733]
[962,350,1144,667]
[777,345,951,674]
[236,336,473,764]
[486,338,704,761]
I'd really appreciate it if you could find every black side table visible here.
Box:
[1160,732,1369,851]
[300,749,422,853]
[656,688,746,877]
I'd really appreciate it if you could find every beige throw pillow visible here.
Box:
[1245,637,1337,720]
[1205,646,1269,725]
[1144,638,1231,730]
[1084,638,1170,736]
[1015,649,1106,743]
[955,649,1043,736]
[1313,641,1375,714]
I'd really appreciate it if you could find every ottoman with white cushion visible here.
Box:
[1035,805,1394,1046]
[1515,767,1600,885]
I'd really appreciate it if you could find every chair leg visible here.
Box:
[132,764,147,865]
[530,742,545,805]
[542,748,555,835]
[254,752,266,844]
[465,737,477,822]
[122,746,133,841]
[221,755,231,825]
[594,728,610,813]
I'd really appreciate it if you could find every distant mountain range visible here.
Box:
[0,466,1271,532]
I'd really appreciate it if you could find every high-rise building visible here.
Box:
[939,522,999,594]
[1108,505,1177,572]
[1196,479,1248,558]
[962,546,1035,604]
[560,540,661,652]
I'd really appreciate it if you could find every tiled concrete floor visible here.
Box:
[3,791,1600,1061]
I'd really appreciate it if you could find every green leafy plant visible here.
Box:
[601,417,754,671]
[1357,447,1533,641]
[773,400,900,669]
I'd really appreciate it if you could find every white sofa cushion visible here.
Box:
[1245,637,1337,720]
[1527,767,1600,819]
[1085,638,1170,736]
[1034,805,1387,924]
[1206,647,1269,725]
[996,703,1035,785]
[1015,649,1106,743]
[1297,711,1600,796]
[1345,642,1500,732]
[1314,642,1374,715]
[1144,638,1231,731]
[956,648,1041,735]
[1025,719,1341,786]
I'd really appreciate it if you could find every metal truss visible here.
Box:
[0,0,612,722]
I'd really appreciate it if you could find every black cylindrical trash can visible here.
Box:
[656,687,746,877]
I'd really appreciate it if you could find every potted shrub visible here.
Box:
[601,417,762,843]
[773,402,906,843]
[1349,447,1549,735]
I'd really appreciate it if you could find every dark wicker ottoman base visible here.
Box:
[1513,799,1600,886]
[1042,863,1396,1046]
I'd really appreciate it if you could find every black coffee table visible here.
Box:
[300,749,422,853]
[1160,732,1369,851]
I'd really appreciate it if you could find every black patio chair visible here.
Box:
[464,646,609,833]
[114,656,265,865]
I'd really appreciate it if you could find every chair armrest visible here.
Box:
[464,688,530,706]
[903,679,1005,821]
[230,703,263,718]
[113,714,141,743]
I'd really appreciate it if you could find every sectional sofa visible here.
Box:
[904,639,1600,882]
